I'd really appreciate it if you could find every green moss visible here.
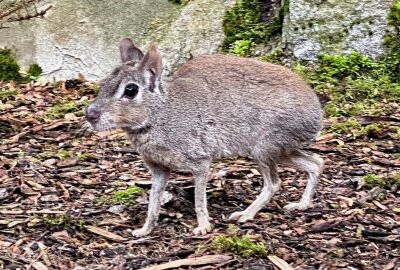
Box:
[44,99,89,120]
[382,0,400,83]
[230,40,253,56]
[44,214,86,229]
[293,51,400,117]
[364,173,400,189]
[97,186,144,205]
[211,235,268,257]
[260,48,284,63]
[0,49,21,82]
[58,148,72,160]
[355,123,386,138]
[0,87,19,102]
[27,63,43,79]
[329,118,361,135]
[78,154,88,161]
[264,0,289,39]
[364,174,385,188]
[222,0,266,54]
[35,151,54,161]
[222,0,289,56]
[112,186,144,204]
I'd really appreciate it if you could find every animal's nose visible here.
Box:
[85,106,101,122]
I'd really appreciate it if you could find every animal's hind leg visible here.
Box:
[229,161,281,223]
[283,150,324,210]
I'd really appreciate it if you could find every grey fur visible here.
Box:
[86,39,324,236]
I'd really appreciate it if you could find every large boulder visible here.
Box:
[282,0,394,61]
[0,0,234,81]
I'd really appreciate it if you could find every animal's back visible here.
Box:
[162,54,322,159]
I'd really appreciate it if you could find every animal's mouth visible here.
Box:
[85,114,116,132]
[118,119,151,134]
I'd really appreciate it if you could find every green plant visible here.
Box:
[264,0,289,40]
[355,123,386,138]
[364,173,385,188]
[0,49,21,82]
[44,214,86,229]
[382,0,400,83]
[97,186,144,205]
[112,186,144,204]
[229,40,253,56]
[260,48,284,63]
[293,51,400,117]
[0,87,19,102]
[211,234,268,257]
[78,154,88,161]
[44,99,89,120]
[364,173,400,189]
[222,0,267,53]
[26,63,43,80]
[222,0,289,55]
[35,151,54,161]
[329,118,361,135]
[57,148,72,160]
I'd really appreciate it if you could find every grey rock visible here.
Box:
[0,0,233,81]
[283,0,393,61]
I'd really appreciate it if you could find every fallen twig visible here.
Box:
[0,210,66,215]
[140,255,232,270]
[267,255,295,270]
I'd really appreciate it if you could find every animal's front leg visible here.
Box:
[193,163,212,235]
[132,165,170,237]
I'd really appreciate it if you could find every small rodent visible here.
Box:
[86,38,324,237]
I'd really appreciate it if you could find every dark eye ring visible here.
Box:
[124,83,139,98]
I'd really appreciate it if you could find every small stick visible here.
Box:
[140,255,232,270]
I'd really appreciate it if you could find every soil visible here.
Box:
[0,81,399,270]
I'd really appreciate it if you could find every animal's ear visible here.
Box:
[139,43,163,92]
[119,38,144,63]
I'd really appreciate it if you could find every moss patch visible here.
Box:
[222,0,289,56]
[58,148,72,160]
[211,234,268,257]
[44,214,86,229]
[27,63,43,80]
[382,0,400,83]
[0,87,19,102]
[0,49,21,82]
[364,173,400,189]
[44,99,89,120]
[97,186,144,205]
[293,51,400,117]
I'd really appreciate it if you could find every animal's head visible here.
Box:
[85,38,163,132]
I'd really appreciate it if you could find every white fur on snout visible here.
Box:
[93,112,114,131]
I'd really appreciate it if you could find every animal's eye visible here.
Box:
[124,83,139,98]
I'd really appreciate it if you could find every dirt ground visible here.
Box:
[0,81,399,270]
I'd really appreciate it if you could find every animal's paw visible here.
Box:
[193,222,213,235]
[228,211,254,223]
[132,227,152,238]
[283,202,310,210]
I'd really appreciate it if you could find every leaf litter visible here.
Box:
[0,80,399,269]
